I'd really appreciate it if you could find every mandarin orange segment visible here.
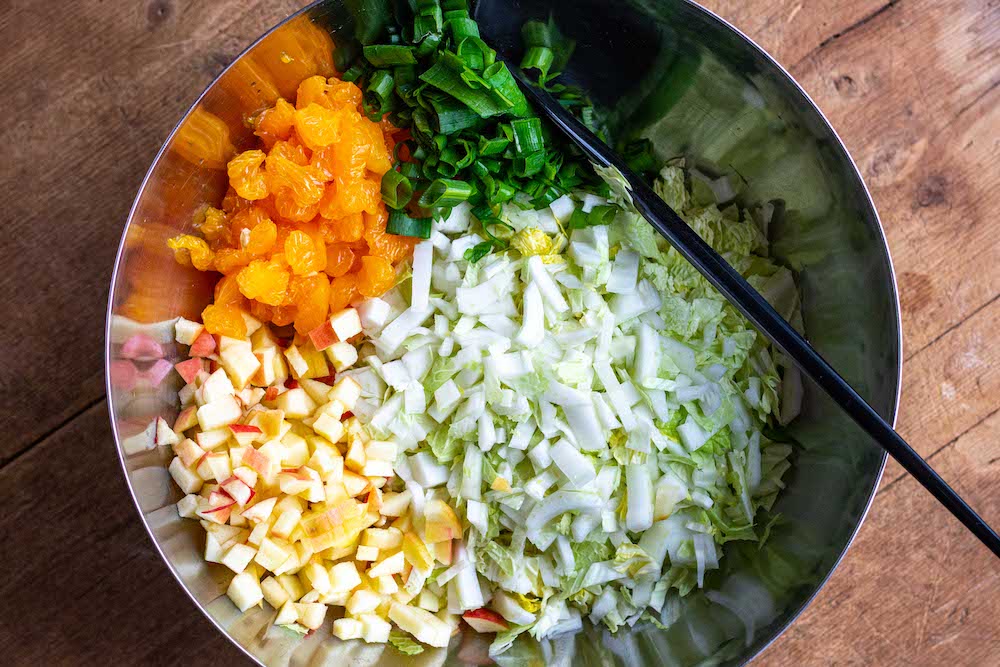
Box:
[214,274,245,306]
[285,230,325,275]
[271,304,297,326]
[265,153,325,206]
[202,303,247,338]
[329,273,360,312]
[294,103,343,151]
[290,273,331,334]
[324,243,355,277]
[244,219,277,257]
[237,258,290,306]
[213,248,251,275]
[357,255,395,297]
[320,212,365,243]
[364,211,414,264]
[199,207,229,243]
[167,235,214,271]
[255,97,296,147]
[227,150,269,201]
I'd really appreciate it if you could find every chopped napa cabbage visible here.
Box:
[358,166,797,652]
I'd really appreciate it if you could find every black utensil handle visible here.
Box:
[511,69,1000,558]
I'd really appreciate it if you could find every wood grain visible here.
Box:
[1,0,997,665]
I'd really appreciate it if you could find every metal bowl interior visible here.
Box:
[106,1,901,665]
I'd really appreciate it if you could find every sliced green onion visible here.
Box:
[363,45,417,67]
[514,151,545,177]
[419,178,474,208]
[464,240,496,263]
[364,69,395,118]
[381,170,413,210]
[341,62,368,83]
[511,117,544,154]
[387,210,432,239]
[428,96,481,133]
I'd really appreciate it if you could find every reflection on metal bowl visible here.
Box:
[106,1,901,665]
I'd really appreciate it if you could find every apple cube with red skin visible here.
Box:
[463,608,509,634]
[241,446,273,477]
[221,476,254,507]
[232,465,258,488]
[197,395,242,431]
[424,499,462,543]
[308,320,338,352]
[228,423,262,447]
[218,336,261,390]
[196,427,231,451]
[174,438,205,468]
[189,331,216,357]
[242,496,277,524]
[196,452,231,482]
[329,308,363,342]
[173,406,199,434]
[175,358,205,384]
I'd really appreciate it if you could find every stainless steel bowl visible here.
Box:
[106,1,901,664]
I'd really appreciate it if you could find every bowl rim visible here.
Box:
[105,1,902,664]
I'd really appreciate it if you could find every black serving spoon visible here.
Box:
[473,8,1000,557]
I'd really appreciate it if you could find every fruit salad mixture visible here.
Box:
[149,0,801,658]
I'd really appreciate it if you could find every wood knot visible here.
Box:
[915,174,948,208]
[833,74,858,96]
[147,0,172,28]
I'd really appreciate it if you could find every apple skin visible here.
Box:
[175,358,205,384]
[189,332,217,357]
[308,321,338,352]
[462,608,509,633]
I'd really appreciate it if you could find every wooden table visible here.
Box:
[2,0,996,664]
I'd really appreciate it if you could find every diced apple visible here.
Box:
[219,336,261,389]
[463,608,509,634]
[272,574,302,603]
[361,460,393,478]
[380,490,411,517]
[403,532,435,573]
[221,476,253,507]
[168,457,202,494]
[278,433,308,468]
[328,561,362,593]
[196,428,231,451]
[175,318,204,346]
[241,446,273,479]
[372,574,399,595]
[326,342,358,372]
[362,527,404,551]
[432,541,453,566]
[329,308,363,341]
[297,378,331,404]
[204,532,225,563]
[254,537,293,572]
[332,617,363,641]
[346,588,380,616]
[269,508,300,541]
[345,437,366,473]
[175,357,205,384]
[368,550,405,578]
[176,494,199,519]
[226,424,261,447]
[359,614,392,643]
[295,602,327,630]
[312,414,345,446]
[300,560,331,594]
[273,600,298,626]
[196,452,231,482]
[260,576,289,609]
[227,572,263,611]
[154,417,180,447]
[308,320,338,352]
[315,400,346,421]
[248,520,270,546]
[178,382,197,407]
[355,545,379,562]
[388,603,453,648]
[173,406,199,433]
[190,331,217,358]
[242,497,276,525]
[343,470,369,497]
[197,395,242,431]
[232,465,258,488]
[221,543,257,574]
[276,388,316,419]
[328,377,361,411]
[283,345,310,378]
[424,500,462,543]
